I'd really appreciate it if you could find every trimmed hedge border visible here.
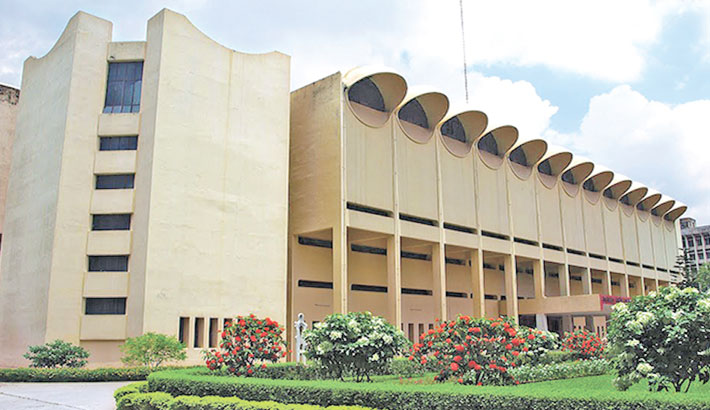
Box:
[147,369,710,410]
[116,391,378,410]
[510,359,612,384]
[0,366,193,382]
[114,382,378,410]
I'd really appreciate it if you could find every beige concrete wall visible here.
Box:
[0,12,112,367]
[0,85,19,236]
[132,11,290,363]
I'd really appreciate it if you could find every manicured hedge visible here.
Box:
[146,368,710,410]
[510,359,611,384]
[0,367,151,382]
[0,366,195,382]
[117,392,378,410]
[114,382,149,401]
[114,386,378,410]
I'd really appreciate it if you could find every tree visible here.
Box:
[676,247,698,288]
[697,263,710,293]
[608,286,710,393]
[23,340,90,368]
[120,333,186,369]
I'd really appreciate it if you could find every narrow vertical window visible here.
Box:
[104,62,143,113]
[178,317,189,344]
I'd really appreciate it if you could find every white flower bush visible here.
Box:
[304,312,408,382]
[608,285,710,393]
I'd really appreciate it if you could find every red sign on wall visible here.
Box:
[599,294,631,310]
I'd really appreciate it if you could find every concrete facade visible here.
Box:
[0,10,290,366]
[0,84,19,247]
[0,10,688,367]
[287,68,686,346]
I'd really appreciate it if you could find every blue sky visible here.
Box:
[1,0,709,223]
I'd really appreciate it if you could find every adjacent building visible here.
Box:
[288,68,686,345]
[0,10,290,367]
[680,217,710,271]
[0,10,688,366]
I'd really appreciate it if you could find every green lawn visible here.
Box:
[149,368,710,407]
[378,373,710,404]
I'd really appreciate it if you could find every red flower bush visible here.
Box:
[203,314,287,376]
[562,329,605,359]
[409,316,525,385]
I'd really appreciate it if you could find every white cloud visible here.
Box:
[412,0,673,83]
[550,85,710,221]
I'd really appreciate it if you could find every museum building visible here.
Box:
[0,10,687,366]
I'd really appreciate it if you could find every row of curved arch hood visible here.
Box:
[341,66,687,223]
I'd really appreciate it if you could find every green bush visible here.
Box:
[387,357,426,378]
[116,391,172,410]
[537,350,576,365]
[608,286,710,392]
[304,312,408,382]
[145,368,710,410]
[0,366,153,382]
[114,382,149,401]
[509,359,611,384]
[121,333,187,369]
[116,391,378,409]
[23,339,90,368]
[254,362,321,380]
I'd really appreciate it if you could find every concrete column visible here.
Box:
[432,243,447,321]
[187,317,196,348]
[471,248,485,318]
[535,313,548,331]
[332,225,348,314]
[562,315,573,334]
[386,236,402,326]
[504,254,519,324]
[558,264,570,296]
[621,274,630,297]
[533,258,545,299]
[602,270,612,295]
[581,267,592,295]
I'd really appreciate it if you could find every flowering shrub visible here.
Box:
[516,327,560,364]
[561,329,605,359]
[203,314,286,376]
[304,312,408,382]
[410,316,526,386]
[608,286,710,392]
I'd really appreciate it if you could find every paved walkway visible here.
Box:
[0,381,131,409]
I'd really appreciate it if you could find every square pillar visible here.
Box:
[332,225,348,314]
[601,270,612,295]
[533,258,545,299]
[471,248,485,318]
[535,313,548,331]
[504,255,519,324]
[386,236,402,326]
[620,274,630,297]
[558,264,570,296]
[432,243,447,321]
[581,267,592,295]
